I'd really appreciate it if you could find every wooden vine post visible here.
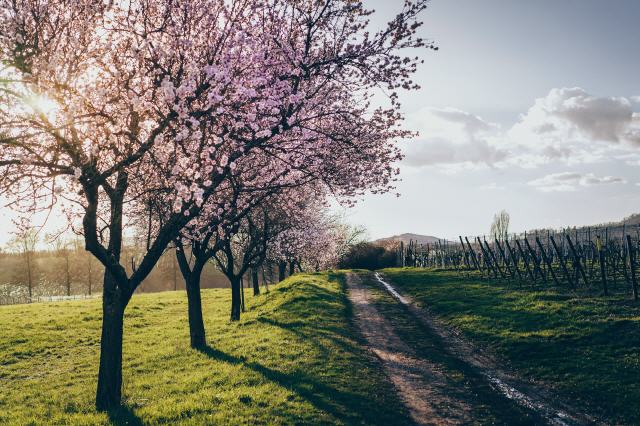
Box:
[566,234,589,287]
[505,239,523,281]
[478,237,498,279]
[465,237,482,274]
[495,238,515,279]
[459,236,472,272]
[627,235,638,301]
[484,239,505,279]
[550,235,574,288]
[484,240,507,279]
[526,237,546,284]
[515,239,535,281]
[536,237,560,287]
[596,236,608,296]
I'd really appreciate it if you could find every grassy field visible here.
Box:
[381,268,640,424]
[0,272,411,425]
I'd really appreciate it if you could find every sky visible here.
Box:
[342,0,640,240]
[1,0,639,246]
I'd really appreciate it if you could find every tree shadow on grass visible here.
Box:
[196,345,411,425]
[107,404,144,426]
[254,315,361,358]
[254,276,365,357]
[254,274,395,380]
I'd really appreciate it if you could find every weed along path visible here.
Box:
[347,271,600,426]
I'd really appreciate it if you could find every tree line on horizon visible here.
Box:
[0,233,226,304]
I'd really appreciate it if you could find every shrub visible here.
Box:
[339,242,397,270]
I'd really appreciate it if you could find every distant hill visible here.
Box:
[375,233,444,247]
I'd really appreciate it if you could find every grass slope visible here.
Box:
[382,268,640,424]
[0,272,410,425]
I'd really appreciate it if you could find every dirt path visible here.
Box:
[346,271,600,426]
[347,272,474,425]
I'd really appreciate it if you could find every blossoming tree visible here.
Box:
[0,0,431,410]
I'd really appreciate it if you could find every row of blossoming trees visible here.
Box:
[0,0,431,411]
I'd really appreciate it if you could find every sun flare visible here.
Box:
[27,94,59,121]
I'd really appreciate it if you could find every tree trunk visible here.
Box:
[88,259,92,296]
[262,265,269,293]
[252,268,260,296]
[289,260,295,277]
[172,254,177,291]
[278,261,286,282]
[185,267,206,349]
[240,276,245,312]
[96,271,126,411]
[175,248,207,349]
[66,256,71,296]
[230,276,241,321]
[26,251,33,301]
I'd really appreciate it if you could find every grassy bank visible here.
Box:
[381,268,640,424]
[0,272,410,425]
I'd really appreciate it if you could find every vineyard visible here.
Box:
[397,225,640,299]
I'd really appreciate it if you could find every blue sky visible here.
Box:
[343,0,640,240]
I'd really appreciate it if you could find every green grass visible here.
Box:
[381,268,640,424]
[0,272,410,425]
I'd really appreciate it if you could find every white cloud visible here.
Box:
[403,87,640,171]
[513,87,634,142]
[403,136,507,168]
[403,107,507,168]
[430,108,495,134]
[509,88,640,160]
[528,172,627,192]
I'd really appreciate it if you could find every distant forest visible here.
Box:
[0,235,230,304]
